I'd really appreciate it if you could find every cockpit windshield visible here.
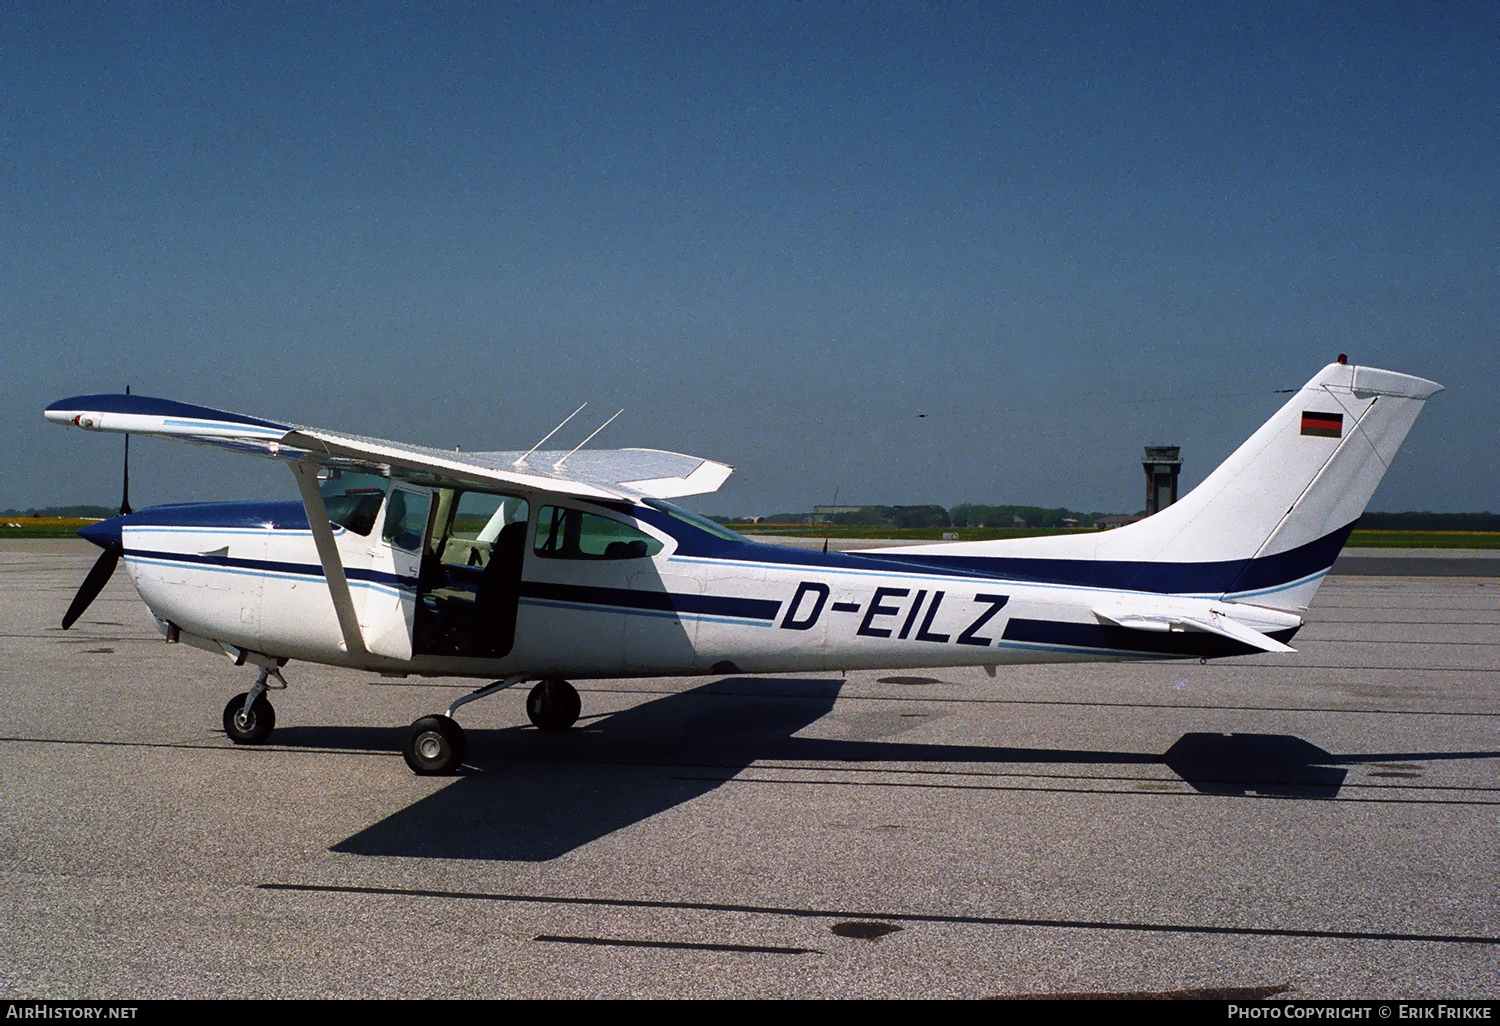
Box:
[320,471,387,536]
[642,499,744,541]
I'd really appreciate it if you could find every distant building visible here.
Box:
[1143,446,1182,516]
[812,504,866,524]
[1095,514,1139,530]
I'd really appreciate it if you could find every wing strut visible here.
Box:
[289,462,370,662]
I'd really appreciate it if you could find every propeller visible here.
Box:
[61,387,132,629]
[61,539,122,629]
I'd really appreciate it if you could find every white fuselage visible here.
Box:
[118,498,1301,682]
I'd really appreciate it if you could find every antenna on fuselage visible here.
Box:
[553,410,623,470]
[514,403,587,468]
[821,485,837,555]
[120,385,132,515]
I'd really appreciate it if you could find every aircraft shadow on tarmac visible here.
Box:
[263,678,1499,862]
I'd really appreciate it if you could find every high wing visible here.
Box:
[43,394,732,500]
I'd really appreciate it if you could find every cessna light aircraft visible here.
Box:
[46,359,1440,775]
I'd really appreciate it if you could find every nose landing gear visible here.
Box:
[222,666,286,745]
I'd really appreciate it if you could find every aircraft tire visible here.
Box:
[222,693,275,745]
[526,679,581,732]
[404,715,466,775]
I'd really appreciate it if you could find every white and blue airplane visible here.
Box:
[46,359,1440,774]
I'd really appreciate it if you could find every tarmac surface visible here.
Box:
[0,539,1495,999]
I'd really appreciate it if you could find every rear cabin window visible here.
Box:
[533,506,663,560]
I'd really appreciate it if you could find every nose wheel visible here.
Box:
[222,665,285,745]
[223,692,275,744]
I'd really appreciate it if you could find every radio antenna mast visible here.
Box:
[514,403,587,468]
[554,410,623,470]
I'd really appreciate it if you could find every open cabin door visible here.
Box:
[416,490,530,659]
[360,483,434,661]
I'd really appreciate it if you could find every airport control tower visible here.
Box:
[1143,446,1181,516]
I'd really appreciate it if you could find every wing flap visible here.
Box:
[283,429,629,500]
[471,447,734,499]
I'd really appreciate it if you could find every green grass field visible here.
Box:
[1341,531,1500,549]
[0,518,100,539]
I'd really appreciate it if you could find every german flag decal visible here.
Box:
[1301,411,1343,437]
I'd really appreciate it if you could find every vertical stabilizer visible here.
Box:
[1099,362,1442,603]
[870,362,1442,613]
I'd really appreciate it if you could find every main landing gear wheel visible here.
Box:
[223,693,275,745]
[404,715,467,775]
[526,679,581,732]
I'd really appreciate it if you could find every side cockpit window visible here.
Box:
[439,492,529,568]
[381,488,432,552]
[534,506,663,560]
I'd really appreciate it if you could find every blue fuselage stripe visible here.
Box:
[1000,618,1300,659]
[128,548,407,590]
[853,523,1357,597]
[630,506,1355,597]
[115,500,1355,600]
[518,581,780,622]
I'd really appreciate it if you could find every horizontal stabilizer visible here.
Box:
[1093,596,1300,654]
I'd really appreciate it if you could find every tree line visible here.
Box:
[8,504,1498,533]
[741,505,1112,529]
[733,507,1500,531]
[1355,511,1500,531]
[1,505,116,519]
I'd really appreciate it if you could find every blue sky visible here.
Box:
[4,1,1496,516]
